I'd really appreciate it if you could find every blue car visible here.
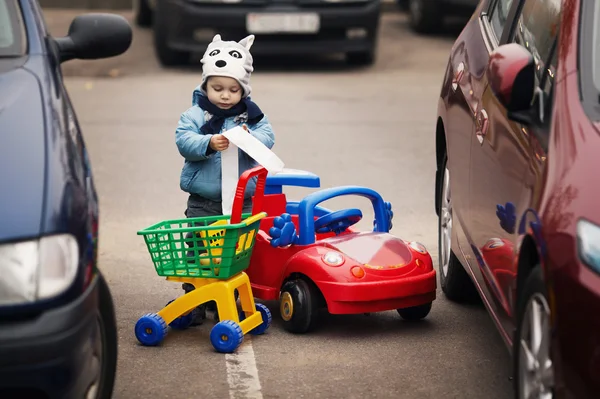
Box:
[0,1,131,398]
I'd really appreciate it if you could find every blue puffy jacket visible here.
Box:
[175,86,275,201]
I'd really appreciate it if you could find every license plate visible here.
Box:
[246,13,320,34]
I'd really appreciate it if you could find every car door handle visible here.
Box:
[476,108,489,144]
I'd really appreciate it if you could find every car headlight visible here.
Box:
[322,251,345,266]
[0,235,80,306]
[577,219,600,274]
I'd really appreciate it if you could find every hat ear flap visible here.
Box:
[239,35,255,50]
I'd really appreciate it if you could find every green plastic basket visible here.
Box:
[137,212,267,280]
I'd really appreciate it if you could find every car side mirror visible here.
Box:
[53,13,133,63]
[487,43,538,125]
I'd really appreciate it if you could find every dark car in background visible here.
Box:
[435,0,600,397]
[0,1,131,398]
[397,0,480,33]
[134,0,381,66]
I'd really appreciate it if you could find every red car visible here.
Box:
[243,168,437,333]
[435,0,600,397]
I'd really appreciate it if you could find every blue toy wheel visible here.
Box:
[239,303,272,335]
[210,320,244,353]
[135,313,168,346]
[165,299,195,330]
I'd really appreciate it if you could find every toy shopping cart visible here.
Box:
[134,166,271,353]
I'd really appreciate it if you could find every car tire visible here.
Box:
[513,266,555,399]
[397,302,432,320]
[409,0,443,34]
[279,279,320,334]
[437,153,479,303]
[94,272,118,399]
[346,49,376,66]
[133,0,153,28]
[153,4,190,67]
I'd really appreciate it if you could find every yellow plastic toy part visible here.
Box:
[160,272,263,335]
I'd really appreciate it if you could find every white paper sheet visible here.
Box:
[221,143,239,216]
[222,126,285,174]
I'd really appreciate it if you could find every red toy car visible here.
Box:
[239,166,437,333]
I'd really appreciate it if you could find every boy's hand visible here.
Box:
[209,134,229,151]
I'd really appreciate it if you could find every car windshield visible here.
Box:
[0,0,26,57]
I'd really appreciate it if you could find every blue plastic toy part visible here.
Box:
[165,299,195,330]
[135,313,168,346]
[210,320,244,353]
[373,201,394,230]
[239,303,272,335]
[269,213,298,247]
[265,169,321,195]
[496,202,517,234]
[296,186,390,245]
[315,208,363,235]
[286,202,331,217]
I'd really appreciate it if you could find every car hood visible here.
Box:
[321,232,414,267]
[0,64,46,242]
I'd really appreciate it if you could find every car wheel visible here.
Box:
[346,49,376,66]
[133,0,152,28]
[89,272,118,399]
[279,279,320,334]
[513,266,555,399]
[153,4,190,66]
[409,0,443,34]
[397,302,432,320]
[437,153,478,302]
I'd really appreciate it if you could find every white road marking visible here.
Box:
[225,338,263,399]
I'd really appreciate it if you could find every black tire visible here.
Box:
[397,302,432,320]
[437,153,479,303]
[279,279,320,334]
[346,49,376,66]
[95,272,118,399]
[133,0,153,28]
[408,0,443,34]
[513,266,555,398]
[153,3,190,67]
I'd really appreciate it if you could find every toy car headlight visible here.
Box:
[322,251,345,266]
[409,241,428,254]
[0,234,80,306]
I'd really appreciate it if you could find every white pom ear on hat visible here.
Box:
[239,35,255,50]
[212,34,222,42]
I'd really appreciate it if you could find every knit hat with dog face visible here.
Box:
[200,34,255,98]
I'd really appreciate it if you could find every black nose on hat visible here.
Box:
[216,60,227,68]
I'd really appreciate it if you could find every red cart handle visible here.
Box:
[230,166,268,224]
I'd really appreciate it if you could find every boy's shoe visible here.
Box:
[182,283,207,326]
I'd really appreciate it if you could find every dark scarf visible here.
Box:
[196,95,264,135]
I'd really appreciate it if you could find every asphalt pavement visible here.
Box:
[45,7,513,399]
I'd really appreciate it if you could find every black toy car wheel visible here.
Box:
[153,3,190,66]
[397,302,432,320]
[409,0,443,34]
[133,0,153,28]
[513,266,555,399]
[279,279,320,334]
[437,153,479,303]
[91,272,118,399]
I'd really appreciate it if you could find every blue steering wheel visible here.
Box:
[314,209,363,235]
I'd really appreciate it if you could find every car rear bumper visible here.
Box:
[159,0,381,55]
[0,277,101,399]
[317,269,437,314]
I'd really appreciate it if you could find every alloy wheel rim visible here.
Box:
[440,167,452,278]
[518,293,554,399]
